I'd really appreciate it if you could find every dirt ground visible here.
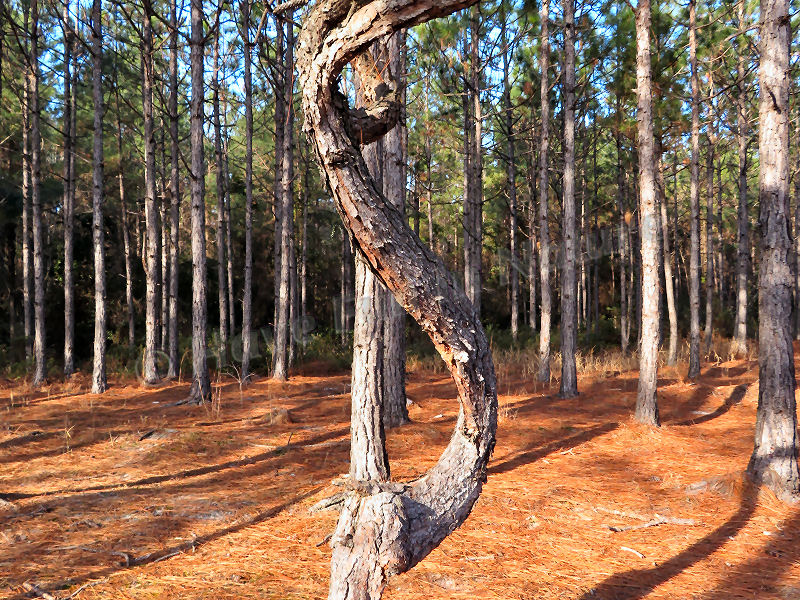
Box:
[1,354,800,600]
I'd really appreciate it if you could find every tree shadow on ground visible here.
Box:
[576,482,760,600]
[670,384,748,427]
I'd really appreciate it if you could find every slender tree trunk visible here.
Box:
[273,14,285,355]
[114,98,135,350]
[142,2,160,385]
[634,0,659,426]
[213,32,229,367]
[90,0,106,393]
[616,111,629,354]
[704,121,715,353]
[160,127,169,352]
[688,0,702,378]
[341,232,353,343]
[733,6,749,354]
[537,0,551,383]
[21,7,32,363]
[223,104,235,338]
[657,140,678,366]
[188,0,211,403]
[273,14,294,381]
[748,0,799,501]
[463,10,482,314]
[29,0,47,386]
[241,0,254,381]
[62,0,75,377]
[502,16,519,341]
[167,0,180,377]
[382,31,409,428]
[298,3,498,595]
[559,0,578,398]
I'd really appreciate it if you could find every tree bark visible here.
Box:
[188,0,211,403]
[537,0,551,383]
[747,0,800,501]
[559,0,578,399]
[502,16,519,342]
[142,1,160,385]
[167,0,180,377]
[213,31,229,367]
[704,104,715,353]
[617,124,629,355]
[297,1,498,596]
[634,0,659,426]
[657,139,678,366]
[114,92,135,351]
[90,0,106,394]
[62,0,75,377]
[241,0,254,381]
[21,4,32,363]
[463,9,482,315]
[688,0,702,378]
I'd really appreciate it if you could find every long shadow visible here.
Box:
[2,486,322,600]
[0,430,57,450]
[489,422,619,476]
[576,483,760,600]
[0,429,132,466]
[1,425,349,501]
[672,384,748,427]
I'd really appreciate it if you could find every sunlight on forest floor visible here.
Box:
[1,351,799,599]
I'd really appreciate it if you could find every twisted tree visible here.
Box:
[296,0,497,597]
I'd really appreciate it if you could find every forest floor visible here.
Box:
[2,351,800,600]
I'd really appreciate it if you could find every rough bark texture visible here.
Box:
[167,0,180,377]
[634,0,660,427]
[747,0,800,501]
[213,32,229,367]
[62,0,75,377]
[188,0,210,403]
[297,1,498,597]
[559,0,578,399]
[688,0,701,379]
[537,0,551,383]
[30,0,46,387]
[90,0,106,394]
[241,0,254,381]
[142,2,160,386]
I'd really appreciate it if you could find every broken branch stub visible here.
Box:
[297,0,497,598]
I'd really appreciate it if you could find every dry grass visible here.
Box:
[0,344,798,600]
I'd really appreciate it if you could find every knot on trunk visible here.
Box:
[329,492,411,598]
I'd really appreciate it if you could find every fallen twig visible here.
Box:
[620,546,645,559]
[21,582,57,600]
[609,515,696,532]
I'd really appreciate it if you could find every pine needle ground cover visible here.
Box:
[1,355,799,599]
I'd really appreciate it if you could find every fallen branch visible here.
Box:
[21,582,57,600]
[620,546,645,559]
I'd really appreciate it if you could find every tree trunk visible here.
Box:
[241,0,254,381]
[21,6,32,363]
[62,0,75,377]
[273,13,285,355]
[90,0,106,393]
[188,0,211,403]
[298,1,498,595]
[704,122,715,353]
[747,0,800,501]
[634,0,659,426]
[537,0,551,383]
[617,128,629,354]
[502,16,519,341]
[273,14,294,381]
[167,0,180,377]
[657,139,678,366]
[341,232,354,343]
[160,128,169,353]
[114,96,135,351]
[688,0,702,378]
[29,0,47,386]
[559,0,578,398]
[213,31,229,367]
[463,10,482,315]
[142,2,160,385]
[382,32,410,428]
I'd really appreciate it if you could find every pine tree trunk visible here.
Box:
[90,0,106,393]
[62,1,75,377]
[382,32,409,428]
[114,99,135,351]
[273,14,285,356]
[748,0,799,500]
[617,129,629,355]
[634,0,659,426]
[537,0,551,383]
[21,7,32,363]
[559,0,578,398]
[159,127,169,352]
[273,14,294,381]
[223,101,235,338]
[502,17,519,341]
[657,139,678,366]
[297,3,498,595]
[704,129,715,353]
[341,232,353,343]
[167,0,180,377]
[463,10,482,315]
[688,0,702,378]
[241,0,254,381]
[213,32,229,367]
[29,0,47,386]
[188,0,211,403]
[142,3,160,385]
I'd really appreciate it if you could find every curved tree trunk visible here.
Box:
[297,1,498,597]
[688,0,702,378]
[634,0,659,426]
[559,0,578,398]
[537,0,551,383]
[748,0,799,501]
